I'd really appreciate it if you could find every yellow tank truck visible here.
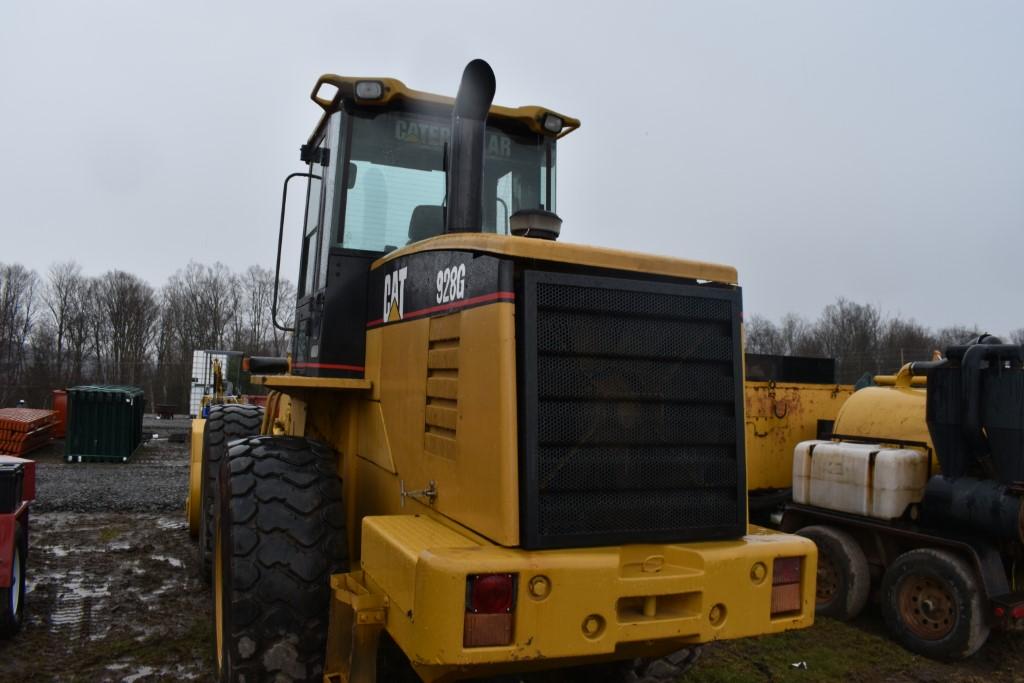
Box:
[187,59,818,682]
[778,336,1024,660]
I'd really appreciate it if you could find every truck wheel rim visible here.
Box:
[898,575,955,640]
[10,547,20,614]
[816,551,839,605]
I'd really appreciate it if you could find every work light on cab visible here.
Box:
[542,113,563,134]
[355,80,384,100]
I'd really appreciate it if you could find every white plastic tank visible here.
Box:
[792,440,929,520]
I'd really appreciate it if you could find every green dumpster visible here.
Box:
[65,385,146,463]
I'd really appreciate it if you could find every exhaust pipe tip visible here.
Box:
[446,59,497,234]
[454,59,496,121]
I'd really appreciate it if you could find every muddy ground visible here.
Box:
[2,417,1024,682]
[0,416,213,682]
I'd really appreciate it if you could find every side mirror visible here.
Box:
[347,162,358,189]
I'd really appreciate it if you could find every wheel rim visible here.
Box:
[897,574,956,640]
[214,519,224,669]
[815,548,840,606]
[10,546,20,615]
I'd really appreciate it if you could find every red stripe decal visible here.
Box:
[292,362,365,372]
[367,291,515,328]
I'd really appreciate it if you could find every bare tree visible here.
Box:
[745,315,783,354]
[43,261,86,383]
[64,278,94,386]
[1009,328,1024,346]
[94,271,159,385]
[270,278,296,356]
[807,299,882,382]
[879,317,936,369]
[935,325,983,353]
[0,263,39,405]
[162,262,240,354]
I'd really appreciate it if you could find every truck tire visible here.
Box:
[797,525,870,620]
[215,436,347,683]
[880,548,989,660]
[0,522,26,638]
[198,404,264,582]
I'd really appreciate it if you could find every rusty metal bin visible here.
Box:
[65,385,146,463]
[51,389,68,439]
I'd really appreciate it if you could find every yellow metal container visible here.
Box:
[745,381,853,491]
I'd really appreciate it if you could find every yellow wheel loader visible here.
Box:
[189,59,818,682]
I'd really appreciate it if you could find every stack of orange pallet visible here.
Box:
[0,408,57,455]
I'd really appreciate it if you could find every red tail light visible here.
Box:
[468,573,515,613]
[464,574,516,648]
[771,556,803,616]
[773,556,802,585]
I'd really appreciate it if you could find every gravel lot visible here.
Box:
[31,416,191,514]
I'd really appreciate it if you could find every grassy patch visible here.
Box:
[691,618,924,683]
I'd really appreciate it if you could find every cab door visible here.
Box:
[292,125,334,372]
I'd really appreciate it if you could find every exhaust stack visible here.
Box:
[445,59,496,233]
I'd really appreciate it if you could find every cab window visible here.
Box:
[339,110,554,253]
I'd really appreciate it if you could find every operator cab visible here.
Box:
[280,74,577,377]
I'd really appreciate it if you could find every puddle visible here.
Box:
[123,665,155,682]
[48,570,113,641]
[151,554,183,568]
[141,578,181,602]
[155,517,187,531]
[8,512,213,680]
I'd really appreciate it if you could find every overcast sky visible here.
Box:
[1,1,1022,334]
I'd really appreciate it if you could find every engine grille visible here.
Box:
[518,270,746,549]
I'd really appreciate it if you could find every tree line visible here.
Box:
[4,263,1022,411]
[0,261,294,411]
[746,298,1024,384]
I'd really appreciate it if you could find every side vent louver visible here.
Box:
[425,313,461,459]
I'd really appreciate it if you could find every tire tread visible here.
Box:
[218,436,347,682]
[199,404,264,580]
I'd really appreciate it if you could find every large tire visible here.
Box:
[797,525,870,620]
[0,522,26,638]
[215,436,347,682]
[198,404,264,582]
[880,548,989,660]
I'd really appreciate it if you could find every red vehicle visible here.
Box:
[0,455,34,637]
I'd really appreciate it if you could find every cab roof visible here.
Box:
[310,73,580,140]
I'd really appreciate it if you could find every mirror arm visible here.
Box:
[273,171,321,333]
